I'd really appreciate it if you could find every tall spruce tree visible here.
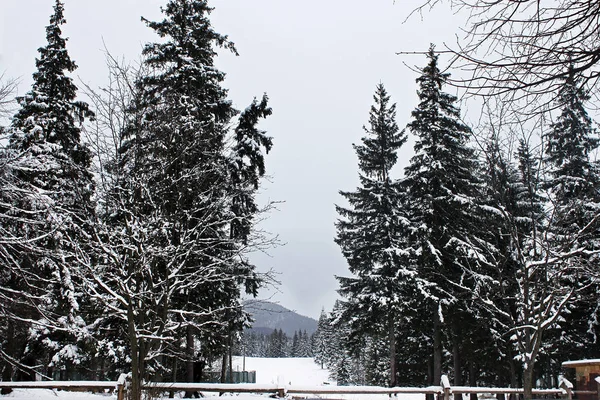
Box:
[477,134,546,389]
[335,83,412,387]
[313,309,331,369]
[85,1,272,397]
[1,0,95,379]
[402,45,494,387]
[543,66,600,369]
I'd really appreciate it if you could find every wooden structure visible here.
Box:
[563,359,600,400]
[0,375,579,400]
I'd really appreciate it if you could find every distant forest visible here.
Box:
[235,329,314,358]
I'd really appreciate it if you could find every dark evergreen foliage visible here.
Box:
[335,83,412,387]
[1,0,95,380]
[401,44,494,386]
[543,66,600,370]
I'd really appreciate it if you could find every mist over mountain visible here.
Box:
[244,300,317,336]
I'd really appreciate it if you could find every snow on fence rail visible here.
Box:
[0,375,580,400]
[0,380,118,390]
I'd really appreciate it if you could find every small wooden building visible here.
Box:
[562,359,600,400]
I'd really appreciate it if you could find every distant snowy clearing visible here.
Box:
[2,357,423,400]
[231,356,331,386]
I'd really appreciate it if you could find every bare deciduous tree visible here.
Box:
[0,72,18,121]
[407,0,600,115]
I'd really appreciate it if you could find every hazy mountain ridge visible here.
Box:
[244,300,317,336]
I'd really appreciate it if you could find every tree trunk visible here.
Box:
[453,340,461,400]
[169,357,177,399]
[128,304,142,400]
[228,337,233,384]
[508,349,518,400]
[185,325,196,398]
[220,352,228,383]
[433,304,442,384]
[523,362,534,400]
[389,316,397,387]
[469,361,477,400]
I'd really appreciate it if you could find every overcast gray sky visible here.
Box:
[1,0,466,319]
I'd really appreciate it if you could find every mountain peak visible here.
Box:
[244,300,317,336]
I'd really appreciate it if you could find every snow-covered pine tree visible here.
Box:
[326,301,366,385]
[1,0,95,380]
[84,1,272,397]
[216,94,273,380]
[299,330,312,357]
[476,133,547,388]
[364,334,391,386]
[291,331,300,357]
[335,83,413,387]
[402,45,495,386]
[509,139,560,399]
[542,65,600,374]
[313,308,334,368]
[478,129,591,399]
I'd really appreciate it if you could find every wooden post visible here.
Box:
[117,373,128,400]
[441,374,451,400]
[560,377,574,400]
[277,375,286,398]
[117,383,125,400]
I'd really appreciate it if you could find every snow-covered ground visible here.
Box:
[231,356,332,386]
[1,357,422,400]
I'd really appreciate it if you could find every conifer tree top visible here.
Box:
[545,64,599,199]
[30,0,78,108]
[10,0,92,167]
[354,83,406,181]
[142,0,237,68]
[406,44,473,167]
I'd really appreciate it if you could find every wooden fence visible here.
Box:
[0,374,595,400]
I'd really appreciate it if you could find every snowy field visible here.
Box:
[1,357,423,400]
[230,356,331,386]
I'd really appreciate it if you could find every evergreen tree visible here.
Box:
[335,83,412,387]
[291,331,300,357]
[2,0,95,379]
[364,335,391,386]
[86,1,272,397]
[299,330,312,357]
[402,45,494,386]
[476,134,545,388]
[543,66,600,371]
[313,309,330,368]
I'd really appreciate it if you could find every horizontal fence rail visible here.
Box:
[0,380,117,390]
[0,375,581,400]
[285,385,443,395]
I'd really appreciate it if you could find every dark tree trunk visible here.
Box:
[453,340,461,400]
[426,351,434,400]
[128,304,142,400]
[169,356,177,398]
[185,325,199,398]
[220,352,228,383]
[433,304,442,385]
[523,363,534,400]
[389,316,397,387]
[508,349,519,400]
[469,361,477,400]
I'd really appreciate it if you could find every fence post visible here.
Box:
[277,375,286,398]
[116,373,128,400]
[441,375,451,400]
[559,377,573,400]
